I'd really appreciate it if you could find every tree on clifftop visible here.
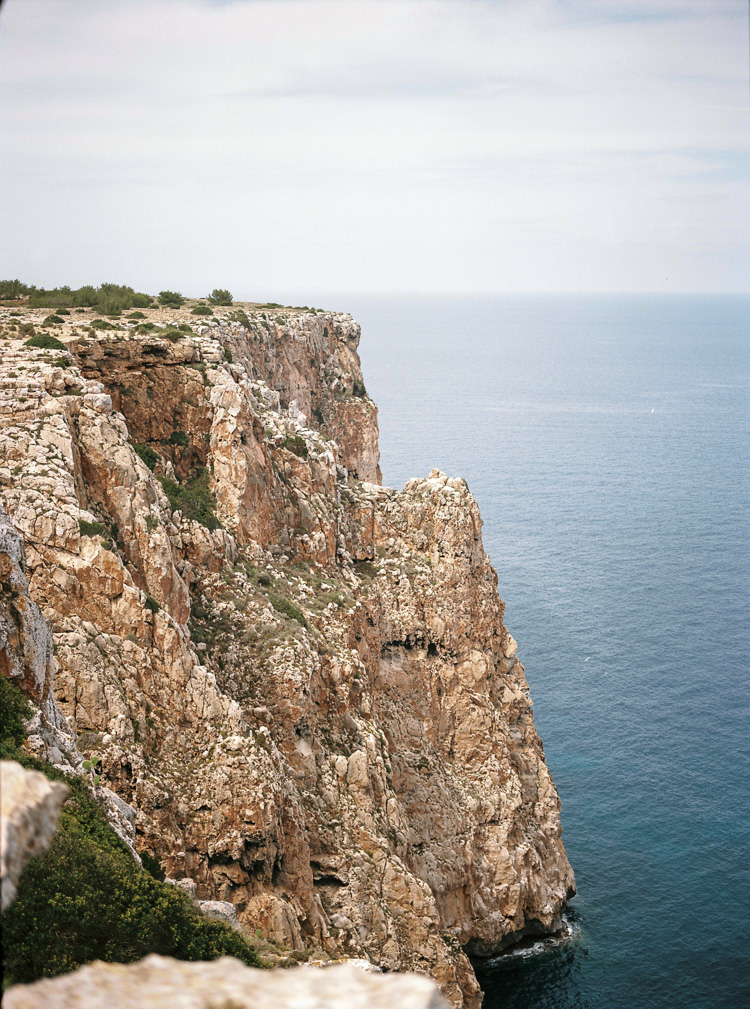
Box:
[207,288,233,306]
[158,290,184,307]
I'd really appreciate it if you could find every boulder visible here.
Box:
[3,954,449,1008]
[1,760,68,911]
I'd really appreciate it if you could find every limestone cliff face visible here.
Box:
[0,304,573,1007]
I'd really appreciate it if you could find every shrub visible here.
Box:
[268,593,306,627]
[177,324,192,332]
[133,443,159,470]
[56,308,71,315]
[1,749,263,985]
[0,279,30,300]
[281,435,308,459]
[157,472,221,531]
[352,378,367,398]
[353,560,377,579]
[169,430,189,447]
[99,296,126,316]
[19,323,36,338]
[144,595,160,613]
[207,289,233,306]
[127,312,146,320]
[223,347,233,363]
[43,315,64,325]
[0,676,32,756]
[158,290,184,308]
[79,519,108,538]
[140,851,166,882]
[24,283,151,312]
[90,319,115,331]
[191,306,212,316]
[26,333,66,350]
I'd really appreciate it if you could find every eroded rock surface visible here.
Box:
[3,955,449,1009]
[0,303,574,1006]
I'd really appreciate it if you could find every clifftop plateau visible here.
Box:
[0,297,574,1006]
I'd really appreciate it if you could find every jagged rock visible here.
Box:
[0,304,574,1007]
[3,955,449,1008]
[0,503,80,768]
[1,761,68,911]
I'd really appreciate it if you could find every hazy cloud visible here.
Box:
[0,0,747,295]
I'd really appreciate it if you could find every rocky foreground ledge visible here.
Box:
[0,300,574,1007]
[4,955,448,1009]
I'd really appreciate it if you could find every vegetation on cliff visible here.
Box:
[1,281,154,315]
[156,471,221,530]
[1,679,263,986]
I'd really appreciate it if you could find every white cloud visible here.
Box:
[0,0,747,293]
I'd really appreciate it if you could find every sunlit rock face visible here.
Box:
[0,304,573,1007]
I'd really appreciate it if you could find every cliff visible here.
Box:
[0,302,574,1006]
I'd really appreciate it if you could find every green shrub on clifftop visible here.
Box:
[207,288,233,306]
[25,333,66,351]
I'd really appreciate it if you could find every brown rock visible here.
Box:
[0,306,573,1007]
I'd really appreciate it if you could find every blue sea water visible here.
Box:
[344,294,750,1009]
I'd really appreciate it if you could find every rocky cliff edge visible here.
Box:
[0,303,574,1007]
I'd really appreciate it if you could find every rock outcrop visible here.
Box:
[3,954,449,1009]
[0,761,68,911]
[0,302,574,1006]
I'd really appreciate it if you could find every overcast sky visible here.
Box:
[0,0,748,297]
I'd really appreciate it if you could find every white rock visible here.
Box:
[3,955,449,1008]
[1,761,68,911]
[196,899,240,930]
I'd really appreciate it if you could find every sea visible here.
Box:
[337,293,750,1009]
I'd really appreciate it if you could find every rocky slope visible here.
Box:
[0,301,574,1007]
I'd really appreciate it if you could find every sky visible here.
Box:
[0,0,748,297]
